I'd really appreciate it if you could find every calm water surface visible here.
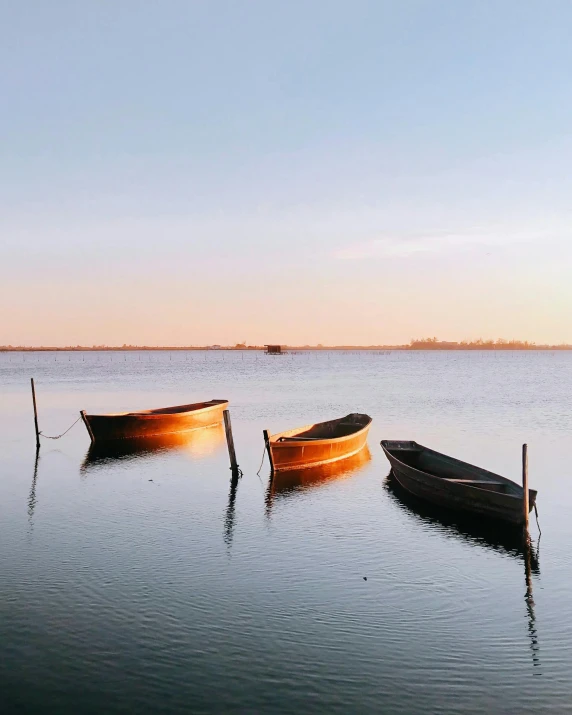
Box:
[1,351,571,714]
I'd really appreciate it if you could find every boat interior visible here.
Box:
[98,400,228,417]
[382,441,522,496]
[136,400,227,415]
[277,413,371,442]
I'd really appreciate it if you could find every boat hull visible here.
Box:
[82,400,228,442]
[381,441,537,525]
[269,414,371,471]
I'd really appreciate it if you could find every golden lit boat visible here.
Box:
[265,413,371,472]
[81,399,228,443]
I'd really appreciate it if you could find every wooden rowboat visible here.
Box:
[381,440,537,525]
[81,399,228,443]
[265,413,371,472]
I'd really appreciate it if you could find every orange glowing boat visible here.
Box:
[81,399,228,443]
[264,413,371,472]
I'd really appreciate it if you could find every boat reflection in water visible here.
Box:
[266,446,371,514]
[81,423,226,474]
[384,471,541,668]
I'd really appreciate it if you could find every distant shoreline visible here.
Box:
[2,344,572,352]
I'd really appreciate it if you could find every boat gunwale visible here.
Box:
[85,399,229,420]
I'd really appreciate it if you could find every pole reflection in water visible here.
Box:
[80,423,226,474]
[224,470,241,551]
[28,448,40,526]
[384,472,541,669]
[265,446,371,516]
[524,536,541,669]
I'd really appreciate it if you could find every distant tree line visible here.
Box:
[409,337,572,350]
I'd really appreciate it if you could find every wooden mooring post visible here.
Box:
[263,429,275,476]
[223,410,239,476]
[522,443,529,536]
[31,378,40,450]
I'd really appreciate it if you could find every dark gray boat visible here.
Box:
[381,440,537,525]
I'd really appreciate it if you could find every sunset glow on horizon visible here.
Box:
[2,2,572,347]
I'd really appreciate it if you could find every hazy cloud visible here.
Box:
[334,229,555,260]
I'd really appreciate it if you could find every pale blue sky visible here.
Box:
[2,1,571,345]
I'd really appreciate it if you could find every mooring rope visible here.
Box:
[256,445,267,476]
[534,503,542,536]
[39,416,82,440]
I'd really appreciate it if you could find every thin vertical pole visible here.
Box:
[31,378,40,449]
[223,410,239,476]
[522,444,529,534]
[263,429,275,476]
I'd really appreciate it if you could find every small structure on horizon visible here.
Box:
[265,344,285,355]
